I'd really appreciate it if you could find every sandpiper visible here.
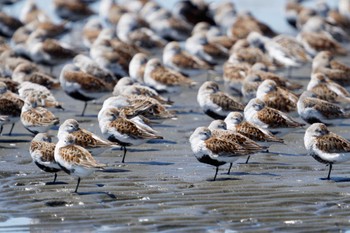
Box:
[197,81,244,119]
[304,123,350,179]
[244,98,304,129]
[99,107,163,163]
[30,133,61,183]
[54,134,106,193]
[189,127,252,181]
[58,119,119,156]
[59,64,111,116]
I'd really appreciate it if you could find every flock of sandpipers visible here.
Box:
[0,0,350,193]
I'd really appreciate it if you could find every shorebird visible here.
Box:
[30,133,61,183]
[239,66,302,102]
[99,95,175,124]
[247,32,311,76]
[307,73,350,105]
[189,127,252,181]
[249,67,303,91]
[58,119,119,156]
[90,29,142,78]
[209,1,236,30]
[141,2,192,41]
[228,12,276,39]
[53,0,94,21]
[21,96,60,134]
[223,58,251,92]
[208,119,267,165]
[256,79,298,112]
[12,63,60,89]
[297,31,347,56]
[244,98,304,129]
[113,77,173,105]
[163,41,212,76]
[54,134,106,193]
[225,112,284,144]
[82,18,103,48]
[99,0,127,26]
[59,64,111,116]
[0,12,23,37]
[312,51,350,86]
[143,58,196,93]
[192,22,236,50]
[304,123,350,179]
[73,54,117,89]
[197,81,244,119]
[0,81,24,135]
[302,16,349,43]
[185,32,228,65]
[129,53,148,83]
[117,13,166,49]
[229,39,276,71]
[18,81,63,110]
[25,30,77,66]
[297,91,350,124]
[99,107,163,163]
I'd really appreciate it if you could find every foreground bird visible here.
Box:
[162,41,212,76]
[297,91,350,124]
[21,96,59,134]
[312,51,350,86]
[244,98,304,129]
[144,58,196,93]
[189,127,252,181]
[99,107,163,163]
[307,72,350,105]
[113,77,173,105]
[54,134,106,193]
[304,123,350,179]
[30,133,61,183]
[59,64,111,116]
[197,81,244,119]
[0,82,23,135]
[208,119,267,164]
[225,112,284,144]
[256,79,298,112]
[58,119,119,156]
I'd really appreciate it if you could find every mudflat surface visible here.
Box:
[1,61,350,232]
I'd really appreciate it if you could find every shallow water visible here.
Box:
[2,0,350,232]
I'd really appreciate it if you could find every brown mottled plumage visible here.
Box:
[298,31,347,56]
[59,145,105,168]
[256,107,303,128]
[236,121,283,143]
[210,92,245,112]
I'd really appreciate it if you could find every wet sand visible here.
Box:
[1,59,350,232]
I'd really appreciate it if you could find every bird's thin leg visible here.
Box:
[227,163,233,175]
[213,166,219,181]
[81,102,88,116]
[74,177,81,193]
[245,155,251,164]
[327,163,332,180]
[121,146,127,163]
[8,123,15,136]
[53,173,57,183]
